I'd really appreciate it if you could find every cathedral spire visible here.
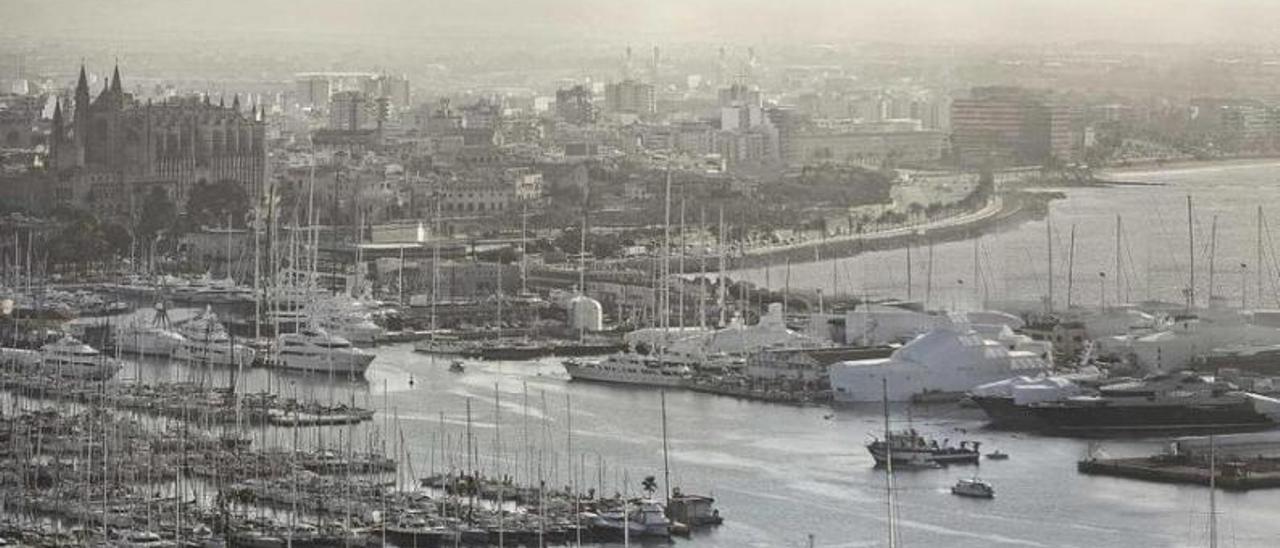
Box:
[52,99,63,131]
[110,63,122,95]
[232,94,240,112]
[75,64,89,97]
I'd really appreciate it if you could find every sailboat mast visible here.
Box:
[521,201,528,296]
[1115,214,1123,304]
[1188,195,1196,310]
[1067,225,1076,309]
[699,206,707,328]
[661,390,671,505]
[579,208,587,293]
[905,244,912,302]
[1209,434,1218,548]
[972,236,980,309]
[718,206,726,327]
[1257,206,1264,307]
[664,168,673,330]
[432,197,441,332]
[882,378,897,548]
[1209,214,1218,301]
[1047,215,1054,313]
[679,196,686,329]
[926,239,934,310]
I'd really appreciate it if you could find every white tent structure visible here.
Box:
[830,326,1052,402]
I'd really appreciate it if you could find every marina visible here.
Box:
[6,154,1280,547]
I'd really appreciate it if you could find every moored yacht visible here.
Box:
[587,499,672,539]
[113,305,184,356]
[413,333,471,355]
[971,371,1280,434]
[563,353,693,388]
[173,309,256,367]
[275,327,375,375]
[36,336,122,380]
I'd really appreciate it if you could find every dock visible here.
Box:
[1077,455,1280,490]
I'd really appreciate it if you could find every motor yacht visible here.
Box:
[275,327,375,375]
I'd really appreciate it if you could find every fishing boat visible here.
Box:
[274,327,375,375]
[985,450,1009,460]
[950,478,994,499]
[866,429,981,467]
[36,335,122,380]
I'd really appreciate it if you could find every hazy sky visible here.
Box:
[5,0,1280,45]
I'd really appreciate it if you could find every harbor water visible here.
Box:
[113,340,1277,547]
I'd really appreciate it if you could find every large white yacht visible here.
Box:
[189,278,254,304]
[173,309,256,367]
[38,336,123,380]
[113,306,185,356]
[275,327,375,375]
[563,352,693,388]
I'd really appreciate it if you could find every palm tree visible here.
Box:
[641,475,658,498]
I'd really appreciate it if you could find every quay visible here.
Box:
[1077,456,1280,490]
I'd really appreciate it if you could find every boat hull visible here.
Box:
[564,362,688,388]
[274,351,376,375]
[1027,400,1275,435]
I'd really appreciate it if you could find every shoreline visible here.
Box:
[721,190,1057,271]
[1095,155,1280,177]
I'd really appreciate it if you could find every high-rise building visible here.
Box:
[718,84,762,108]
[555,85,596,125]
[604,80,656,116]
[950,86,1076,167]
[295,76,331,108]
[329,91,373,131]
[47,64,267,218]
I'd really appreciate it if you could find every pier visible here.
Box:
[1077,455,1280,490]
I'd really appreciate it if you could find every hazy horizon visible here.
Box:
[7,0,1280,46]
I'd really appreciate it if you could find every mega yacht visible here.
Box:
[173,310,256,367]
[971,371,1280,434]
[37,336,122,380]
[563,353,693,388]
[275,327,375,375]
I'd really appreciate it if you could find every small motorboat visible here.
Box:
[951,478,994,499]
[985,450,1009,460]
[449,360,466,373]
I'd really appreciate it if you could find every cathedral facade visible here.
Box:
[48,65,266,221]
